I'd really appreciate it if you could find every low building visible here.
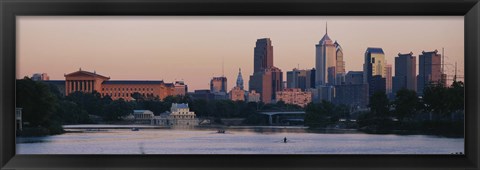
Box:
[132,110,154,124]
[189,90,215,101]
[31,73,50,81]
[173,81,188,96]
[229,86,245,101]
[247,90,260,103]
[152,103,198,128]
[275,88,312,107]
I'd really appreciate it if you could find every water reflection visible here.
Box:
[17,128,464,155]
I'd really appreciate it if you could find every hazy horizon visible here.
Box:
[17,16,464,91]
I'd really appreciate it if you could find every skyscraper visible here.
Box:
[210,76,227,93]
[315,23,337,86]
[286,68,315,91]
[364,47,387,96]
[345,71,364,85]
[249,38,283,103]
[417,50,442,95]
[385,64,393,96]
[254,38,273,73]
[334,41,346,85]
[393,52,417,94]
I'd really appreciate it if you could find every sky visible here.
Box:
[17,16,464,91]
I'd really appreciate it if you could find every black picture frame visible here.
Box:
[1,0,479,169]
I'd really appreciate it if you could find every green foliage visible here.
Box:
[55,100,91,124]
[16,78,63,135]
[16,78,57,127]
[103,99,133,121]
[394,88,419,121]
[304,101,348,128]
[422,81,465,120]
[65,91,102,115]
[368,91,390,118]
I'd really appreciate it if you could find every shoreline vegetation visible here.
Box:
[16,77,464,138]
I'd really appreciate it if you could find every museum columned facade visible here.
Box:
[58,69,187,101]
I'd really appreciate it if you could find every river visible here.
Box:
[16,126,464,154]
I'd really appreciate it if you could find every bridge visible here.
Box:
[258,111,306,125]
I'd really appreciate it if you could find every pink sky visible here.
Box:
[17,16,464,91]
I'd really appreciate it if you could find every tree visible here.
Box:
[369,91,390,118]
[65,91,104,117]
[16,78,57,127]
[447,81,464,112]
[16,78,63,135]
[394,88,419,121]
[56,100,91,124]
[304,100,337,128]
[423,83,449,119]
[103,98,133,121]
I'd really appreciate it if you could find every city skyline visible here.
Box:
[17,16,464,91]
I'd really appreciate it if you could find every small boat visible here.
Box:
[131,128,140,131]
[217,130,225,133]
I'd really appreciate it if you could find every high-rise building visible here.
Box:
[249,38,283,103]
[334,84,369,108]
[210,77,227,93]
[315,24,339,86]
[335,71,369,108]
[363,47,387,96]
[254,38,273,73]
[286,68,313,91]
[334,41,346,85]
[286,68,301,89]
[393,52,417,94]
[385,64,393,96]
[345,71,364,85]
[306,68,316,89]
[417,50,442,95]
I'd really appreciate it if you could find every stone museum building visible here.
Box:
[54,69,187,101]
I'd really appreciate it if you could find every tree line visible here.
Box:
[16,77,303,136]
[305,81,465,137]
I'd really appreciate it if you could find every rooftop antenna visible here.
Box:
[326,21,328,34]
[442,48,445,75]
[454,62,457,82]
[222,57,225,77]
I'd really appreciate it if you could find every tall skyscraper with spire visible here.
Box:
[315,22,345,87]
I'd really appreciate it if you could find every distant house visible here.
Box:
[151,103,198,128]
[130,110,154,124]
